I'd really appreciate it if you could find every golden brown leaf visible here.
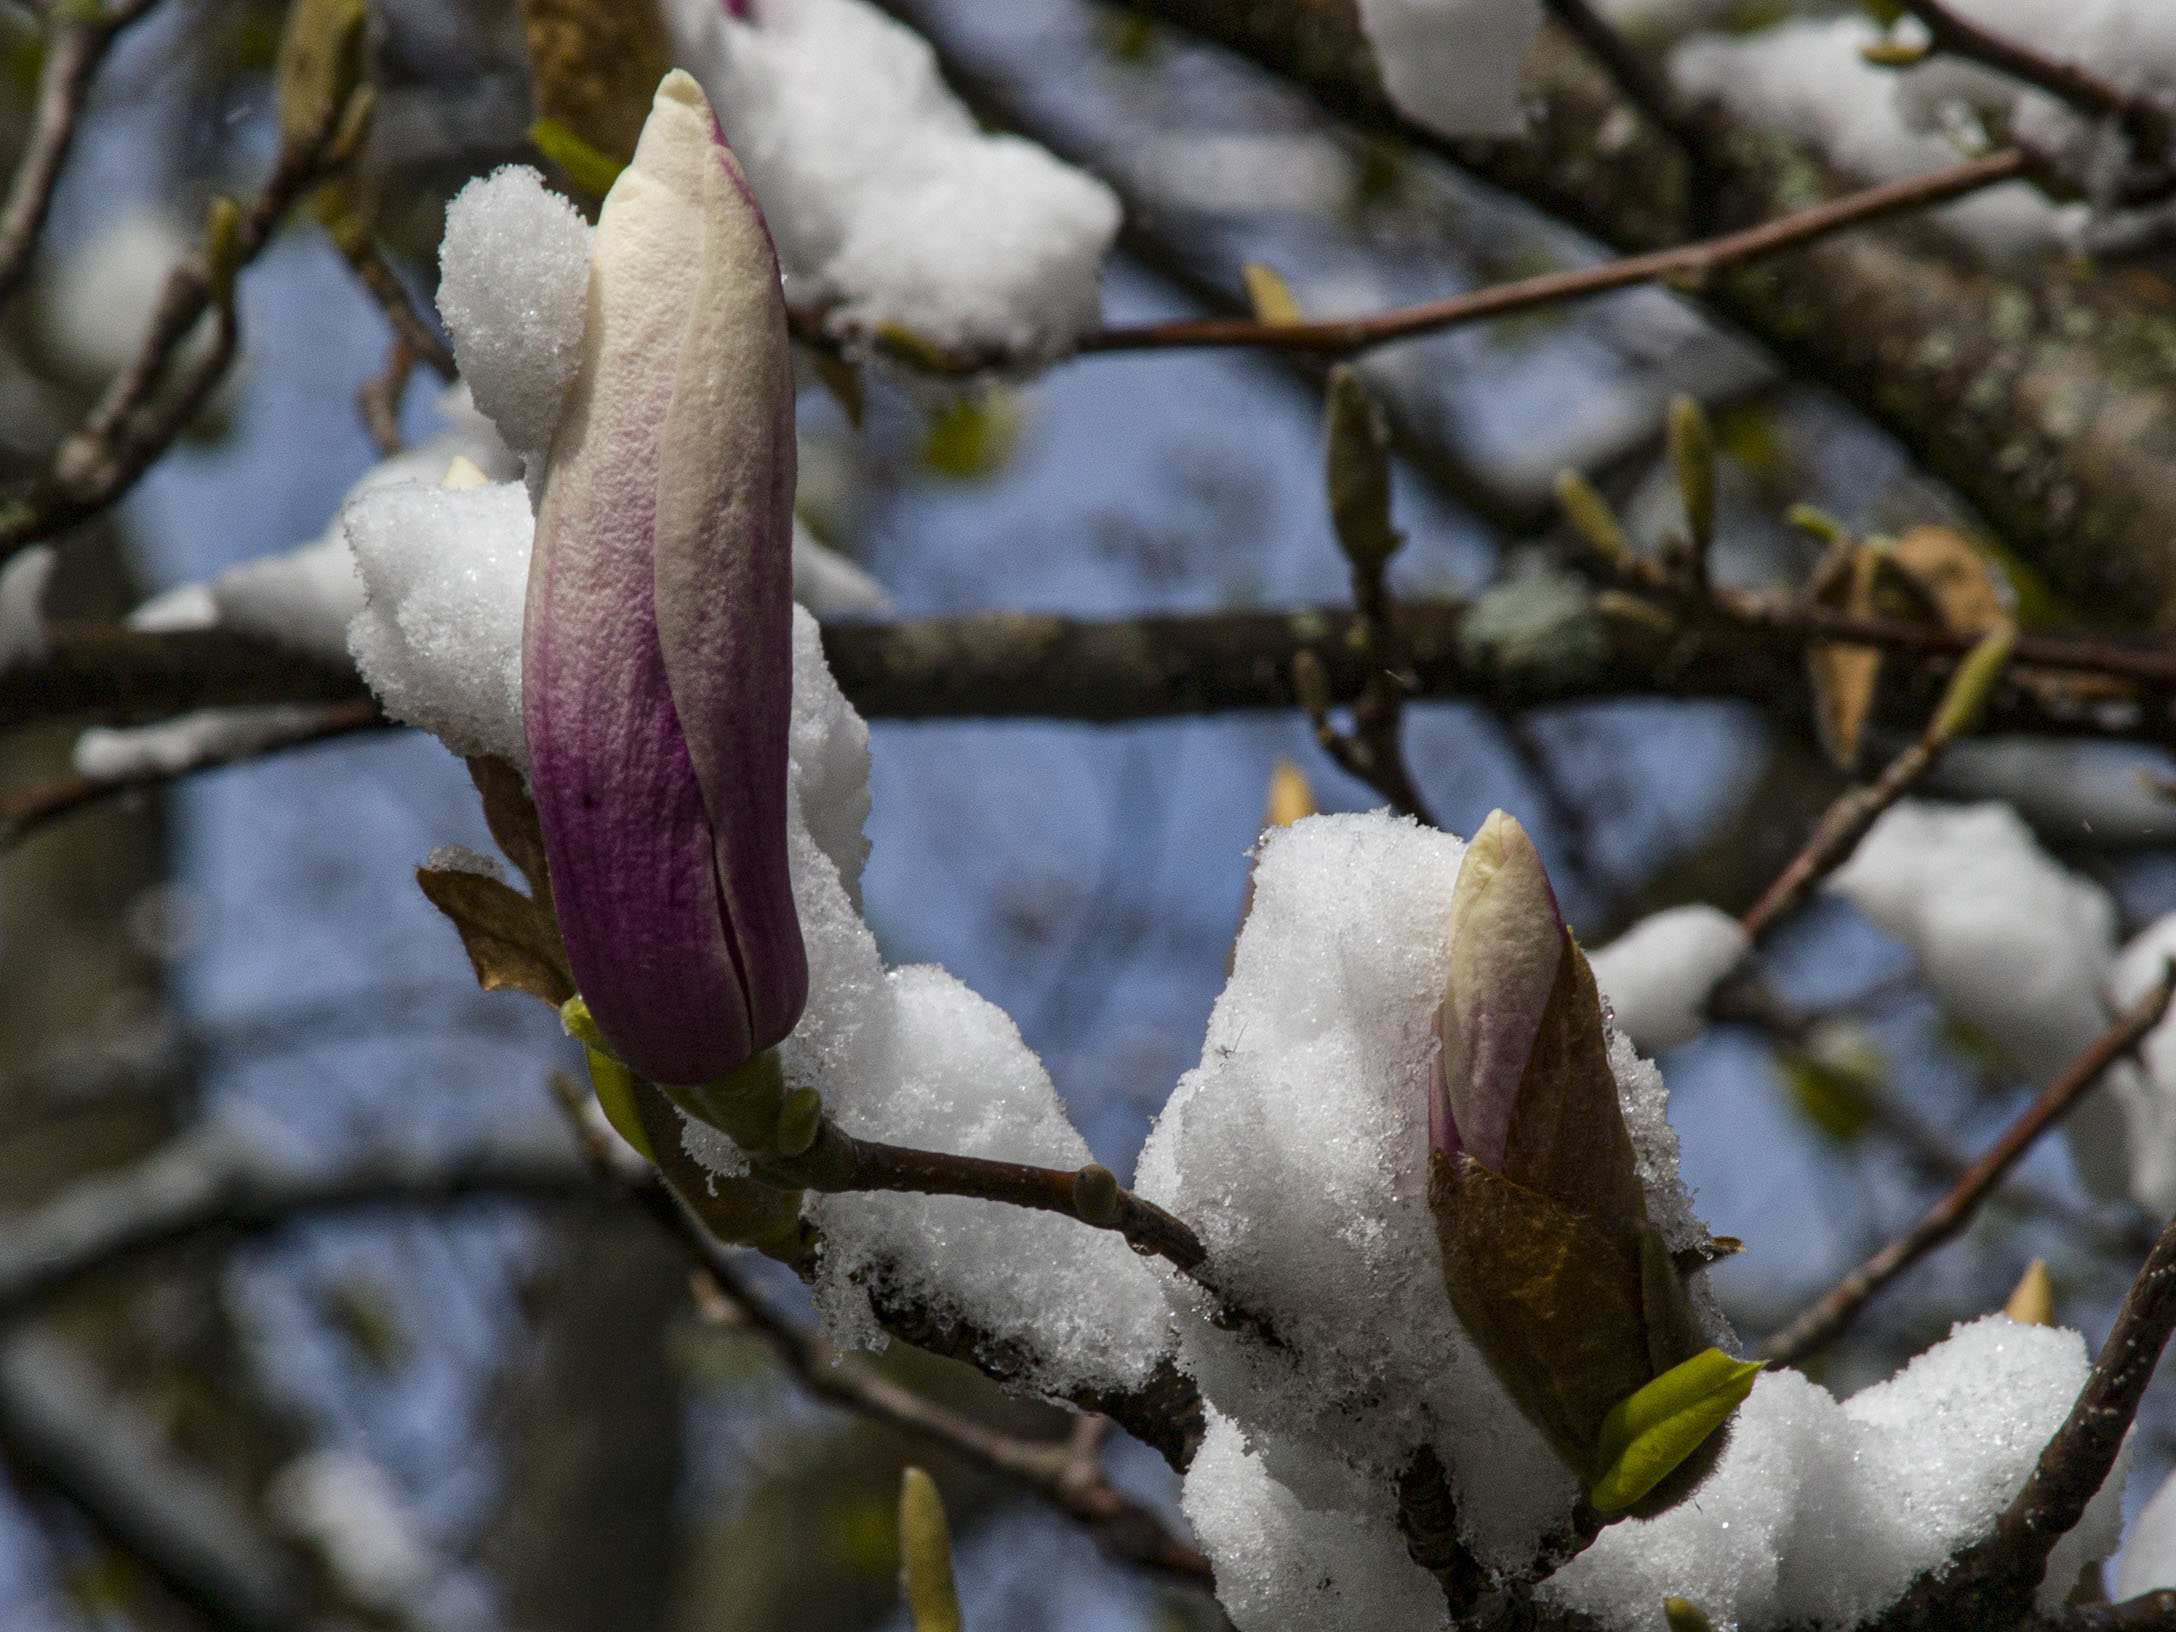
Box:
[1888,524,2007,634]
[465,757,554,911]
[415,866,574,1008]
[1807,546,1883,770]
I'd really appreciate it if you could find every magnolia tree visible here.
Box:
[14,0,2176,1630]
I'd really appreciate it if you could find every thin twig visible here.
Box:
[358,338,415,456]
[0,0,168,314]
[1076,151,2027,358]
[1757,968,2176,1369]
[0,698,383,850]
[1871,1207,2176,1630]
[1894,0,2173,169]
[328,223,457,381]
[1737,677,1985,943]
[744,1112,1208,1277]
[0,83,367,567]
[693,1253,1214,1583]
[1293,369,1435,822]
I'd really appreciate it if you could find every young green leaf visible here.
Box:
[899,1468,963,1632]
[527,117,628,196]
[1589,1347,1763,1512]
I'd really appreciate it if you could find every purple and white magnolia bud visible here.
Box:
[1429,809,1564,1169]
[523,70,806,1088]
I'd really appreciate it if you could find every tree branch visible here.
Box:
[1080,150,2026,358]
[1757,967,2176,1368]
[1893,0,2174,172]
[0,0,168,314]
[8,591,2176,765]
[0,698,383,850]
[0,1130,596,1320]
[1873,1204,2176,1630]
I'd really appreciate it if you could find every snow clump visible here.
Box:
[1588,902,1747,1054]
[665,0,1120,360]
[1672,18,2081,255]
[120,386,522,663]
[1354,0,1541,139]
[1826,799,2131,1195]
[1133,812,1726,1587]
[1546,1317,2123,1630]
[436,167,593,459]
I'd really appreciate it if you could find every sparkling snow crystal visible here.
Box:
[1182,1407,1449,1632]
[666,0,1121,360]
[436,166,593,457]
[345,479,533,768]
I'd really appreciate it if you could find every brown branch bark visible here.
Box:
[1080,151,2027,358]
[1757,968,2176,1368]
[7,595,2175,746]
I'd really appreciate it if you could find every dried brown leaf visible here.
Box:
[416,866,574,1008]
[466,757,553,910]
[1807,547,1883,770]
[1888,524,2007,634]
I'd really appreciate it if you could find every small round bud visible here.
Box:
[1072,1163,1123,1226]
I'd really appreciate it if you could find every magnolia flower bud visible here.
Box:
[1428,811,1744,1512]
[524,70,806,1088]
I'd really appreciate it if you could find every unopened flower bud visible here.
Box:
[1428,810,1745,1511]
[525,71,806,1090]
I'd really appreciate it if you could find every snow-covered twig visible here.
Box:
[0,697,382,851]
[1874,1204,2176,1630]
[1078,150,2026,359]
[716,1092,1210,1278]
[0,0,168,314]
[1758,967,2176,1369]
